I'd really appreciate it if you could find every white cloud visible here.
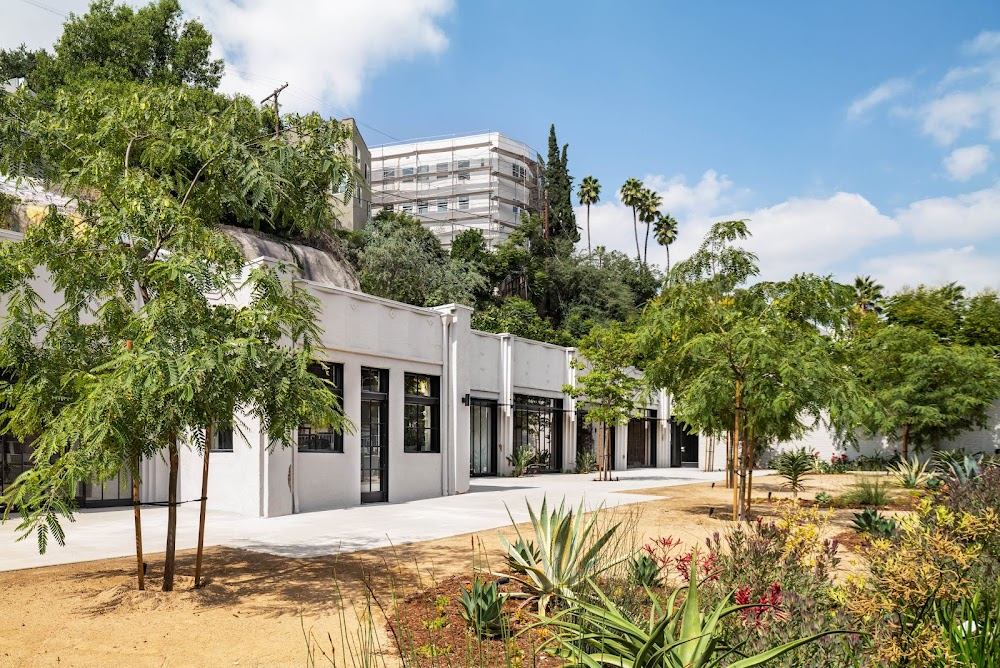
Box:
[734,193,900,281]
[847,79,911,120]
[186,0,454,110]
[896,183,1000,242]
[579,168,1000,293]
[0,1,91,51]
[0,0,454,114]
[577,173,900,282]
[920,87,1000,145]
[943,144,993,180]
[962,30,1000,55]
[860,246,1000,293]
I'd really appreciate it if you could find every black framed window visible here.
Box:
[210,424,234,452]
[404,373,440,453]
[299,362,345,453]
[513,394,563,472]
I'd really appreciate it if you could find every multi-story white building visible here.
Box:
[370,132,542,248]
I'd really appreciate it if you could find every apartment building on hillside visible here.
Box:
[370,132,542,248]
[330,118,372,232]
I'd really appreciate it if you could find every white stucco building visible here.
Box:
[369,132,542,248]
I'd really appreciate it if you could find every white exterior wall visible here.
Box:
[771,403,1000,463]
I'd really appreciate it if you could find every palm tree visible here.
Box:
[577,175,601,255]
[619,178,644,261]
[854,275,885,316]
[653,212,679,277]
[638,187,662,266]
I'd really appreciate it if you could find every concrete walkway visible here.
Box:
[0,468,724,572]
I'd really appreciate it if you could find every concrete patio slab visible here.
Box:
[0,468,724,572]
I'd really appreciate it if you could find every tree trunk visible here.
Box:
[725,429,734,489]
[901,423,910,460]
[163,434,179,592]
[194,424,211,589]
[665,247,671,282]
[632,210,641,261]
[732,410,741,521]
[586,203,592,256]
[744,432,755,517]
[644,220,651,266]
[604,424,611,481]
[596,423,604,481]
[132,452,144,591]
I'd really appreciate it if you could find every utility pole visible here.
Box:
[261,82,288,138]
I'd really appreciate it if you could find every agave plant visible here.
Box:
[499,497,624,613]
[458,578,507,639]
[627,553,662,588]
[851,508,897,539]
[890,455,931,488]
[536,554,849,667]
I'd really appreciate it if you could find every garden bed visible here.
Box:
[388,574,560,667]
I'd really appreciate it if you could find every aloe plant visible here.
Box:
[535,555,849,667]
[499,496,624,613]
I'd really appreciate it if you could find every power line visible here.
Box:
[16,0,66,18]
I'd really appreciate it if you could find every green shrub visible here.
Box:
[538,557,847,668]
[506,447,532,477]
[935,588,1000,668]
[814,491,833,504]
[575,450,597,474]
[840,477,891,507]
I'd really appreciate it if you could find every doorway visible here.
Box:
[470,399,497,476]
[670,418,700,468]
[361,367,389,503]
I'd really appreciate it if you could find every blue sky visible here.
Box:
[6,0,1000,292]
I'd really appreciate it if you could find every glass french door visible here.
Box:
[361,368,389,503]
[470,399,497,477]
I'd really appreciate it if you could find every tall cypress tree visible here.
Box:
[542,124,579,245]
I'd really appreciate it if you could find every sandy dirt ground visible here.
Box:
[0,473,887,668]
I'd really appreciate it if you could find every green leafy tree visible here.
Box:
[16,0,223,100]
[885,284,965,342]
[0,44,44,81]
[619,177,644,261]
[958,290,1000,347]
[450,228,489,266]
[637,220,861,520]
[350,211,486,308]
[638,187,662,266]
[850,322,1000,459]
[653,212,679,278]
[577,175,601,255]
[0,80,352,591]
[564,323,645,481]
[471,297,571,346]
